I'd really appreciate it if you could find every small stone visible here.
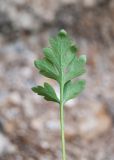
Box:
[21,67,32,78]
[4,122,15,134]
[0,133,16,155]
[31,0,60,21]
[83,0,96,7]
[61,0,77,5]
[77,101,112,140]
[31,118,43,131]
[40,141,50,150]
[22,99,35,118]
[65,127,76,141]
[7,92,21,106]
[46,120,59,131]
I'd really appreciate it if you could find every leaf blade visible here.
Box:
[34,59,59,81]
[63,80,86,103]
[32,83,59,103]
[32,29,86,104]
[65,56,86,83]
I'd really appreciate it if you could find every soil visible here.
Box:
[0,0,114,160]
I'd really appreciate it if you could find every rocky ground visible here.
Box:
[0,0,114,160]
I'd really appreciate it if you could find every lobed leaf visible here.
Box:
[34,59,59,81]
[43,47,60,71]
[63,80,86,103]
[65,56,86,83]
[32,29,86,104]
[49,30,77,71]
[32,83,59,103]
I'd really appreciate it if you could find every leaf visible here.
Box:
[79,55,87,64]
[63,80,86,103]
[65,56,86,83]
[32,83,59,103]
[62,44,77,68]
[49,30,76,71]
[43,47,60,71]
[34,59,59,81]
[32,29,86,104]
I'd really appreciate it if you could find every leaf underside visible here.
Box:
[63,80,86,103]
[32,29,86,104]
[32,83,59,103]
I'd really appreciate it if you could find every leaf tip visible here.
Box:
[70,44,78,53]
[58,29,67,37]
[79,55,87,64]
[31,86,37,93]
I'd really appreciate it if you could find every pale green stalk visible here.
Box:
[60,71,66,160]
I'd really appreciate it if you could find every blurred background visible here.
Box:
[0,0,114,160]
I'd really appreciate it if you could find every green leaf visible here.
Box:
[63,80,86,103]
[65,56,86,83]
[43,47,61,72]
[49,30,76,71]
[32,82,59,103]
[79,55,87,64]
[34,59,59,81]
[32,29,86,104]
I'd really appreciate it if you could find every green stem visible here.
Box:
[60,76,66,160]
